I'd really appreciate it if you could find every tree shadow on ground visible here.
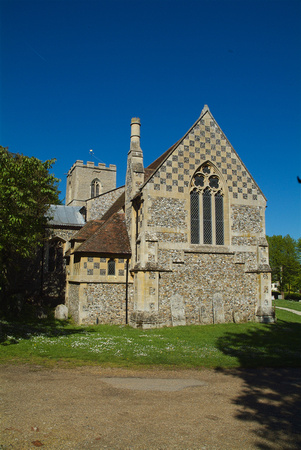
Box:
[0,316,97,345]
[216,320,301,449]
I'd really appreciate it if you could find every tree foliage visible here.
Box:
[0,146,60,312]
[267,234,301,293]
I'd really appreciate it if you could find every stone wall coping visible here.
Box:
[184,246,234,255]
[131,263,172,273]
[245,265,272,274]
[68,279,133,285]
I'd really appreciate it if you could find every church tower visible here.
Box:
[65,160,116,207]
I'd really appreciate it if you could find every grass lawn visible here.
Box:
[274,299,301,312]
[1,306,300,369]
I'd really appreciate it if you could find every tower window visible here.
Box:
[190,164,224,245]
[91,179,100,198]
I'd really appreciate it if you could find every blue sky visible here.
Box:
[1,0,300,239]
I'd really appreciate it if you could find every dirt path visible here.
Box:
[276,306,301,315]
[1,365,300,449]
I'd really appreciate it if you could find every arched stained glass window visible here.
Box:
[190,164,224,246]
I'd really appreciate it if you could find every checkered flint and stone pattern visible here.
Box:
[148,114,260,201]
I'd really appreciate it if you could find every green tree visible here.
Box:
[296,237,301,263]
[267,234,301,294]
[292,237,301,292]
[0,146,60,313]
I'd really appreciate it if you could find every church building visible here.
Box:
[46,106,274,327]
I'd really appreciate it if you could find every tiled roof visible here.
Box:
[75,212,131,255]
[141,107,212,187]
[143,142,179,184]
[71,219,104,242]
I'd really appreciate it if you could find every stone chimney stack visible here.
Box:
[129,118,143,174]
[125,117,144,253]
[126,117,144,186]
[130,117,141,147]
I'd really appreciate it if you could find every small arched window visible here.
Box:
[108,258,115,276]
[91,179,100,198]
[190,164,224,245]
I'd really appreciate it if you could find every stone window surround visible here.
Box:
[91,178,101,198]
[190,162,227,246]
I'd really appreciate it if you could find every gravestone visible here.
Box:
[55,304,68,320]
[212,293,225,323]
[171,294,186,326]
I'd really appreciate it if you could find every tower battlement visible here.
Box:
[66,160,117,206]
[67,160,116,176]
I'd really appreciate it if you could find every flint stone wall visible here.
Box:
[67,283,80,324]
[231,205,263,234]
[231,236,258,246]
[182,252,255,324]
[156,232,187,243]
[47,227,79,242]
[80,283,133,325]
[147,196,187,229]
[87,186,125,220]
[144,250,257,327]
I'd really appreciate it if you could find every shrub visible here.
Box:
[284,292,301,301]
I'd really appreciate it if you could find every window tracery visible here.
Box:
[190,164,224,245]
